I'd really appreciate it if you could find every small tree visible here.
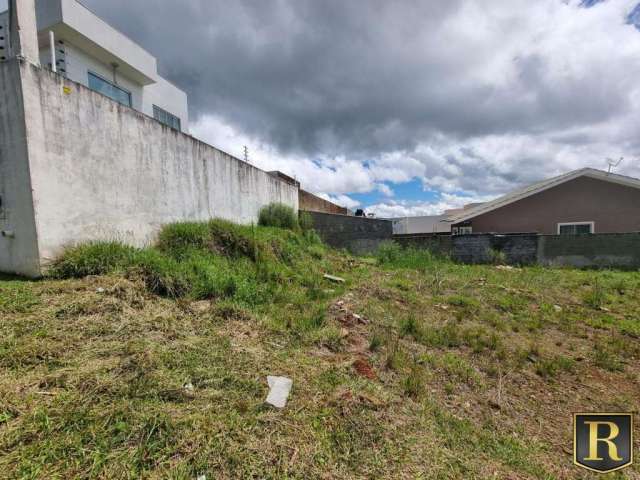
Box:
[258,203,299,230]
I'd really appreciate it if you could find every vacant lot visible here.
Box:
[1,222,639,479]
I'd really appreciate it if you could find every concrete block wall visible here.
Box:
[540,233,640,268]
[392,231,640,268]
[452,233,539,265]
[0,60,298,276]
[306,211,392,255]
[393,234,453,257]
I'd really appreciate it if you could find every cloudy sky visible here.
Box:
[21,0,640,216]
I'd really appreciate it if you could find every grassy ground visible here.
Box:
[0,222,639,479]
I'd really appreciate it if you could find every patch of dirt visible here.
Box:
[353,358,377,380]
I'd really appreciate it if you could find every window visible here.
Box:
[558,222,594,235]
[153,105,181,131]
[88,72,132,107]
[453,226,473,235]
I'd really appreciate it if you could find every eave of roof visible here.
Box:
[444,168,640,224]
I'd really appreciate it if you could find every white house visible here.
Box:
[0,0,188,131]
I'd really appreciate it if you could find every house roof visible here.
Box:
[445,168,640,224]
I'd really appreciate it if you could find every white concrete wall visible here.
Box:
[11,61,298,272]
[0,60,41,276]
[392,216,451,234]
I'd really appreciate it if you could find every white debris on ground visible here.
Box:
[183,382,195,397]
[265,376,293,409]
[323,274,345,283]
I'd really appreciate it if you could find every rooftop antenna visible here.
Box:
[606,157,623,174]
[243,145,249,164]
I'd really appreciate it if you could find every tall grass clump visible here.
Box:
[50,218,333,319]
[258,203,299,230]
[50,241,136,278]
[376,241,440,270]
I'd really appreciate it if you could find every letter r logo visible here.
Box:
[574,413,633,473]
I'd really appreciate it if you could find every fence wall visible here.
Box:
[0,60,299,276]
[306,211,393,254]
[392,231,640,268]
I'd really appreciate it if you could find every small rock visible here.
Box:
[553,305,562,313]
[197,475,206,480]
[96,287,105,293]
[265,376,293,409]
[340,328,350,338]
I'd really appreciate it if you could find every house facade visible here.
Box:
[447,169,640,235]
[0,0,188,131]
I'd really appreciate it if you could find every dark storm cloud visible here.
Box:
[80,0,638,162]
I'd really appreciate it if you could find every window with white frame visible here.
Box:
[557,222,594,235]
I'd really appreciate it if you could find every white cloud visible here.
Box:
[189,0,640,208]
[317,193,361,210]
[367,193,494,218]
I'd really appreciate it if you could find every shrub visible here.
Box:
[258,203,299,230]
[376,241,402,265]
[50,242,136,278]
[487,248,507,265]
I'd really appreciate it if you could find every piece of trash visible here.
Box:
[96,287,105,293]
[495,265,515,271]
[553,305,562,313]
[183,382,195,397]
[197,475,206,480]
[324,274,345,283]
[265,376,293,409]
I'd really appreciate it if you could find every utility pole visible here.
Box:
[243,145,249,164]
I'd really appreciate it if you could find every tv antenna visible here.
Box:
[243,145,249,164]
[606,157,623,174]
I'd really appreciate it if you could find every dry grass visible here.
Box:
[1,239,639,479]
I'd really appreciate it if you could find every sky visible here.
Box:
[7,0,640,216]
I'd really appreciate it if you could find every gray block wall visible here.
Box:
[393,234,453,256]
[392,232,640,269]
[306,211,393,254]
[540,233,640,268]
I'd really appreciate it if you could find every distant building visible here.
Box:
[0,0,189,131]
[392,215,451,234]
[446,168,640,235]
